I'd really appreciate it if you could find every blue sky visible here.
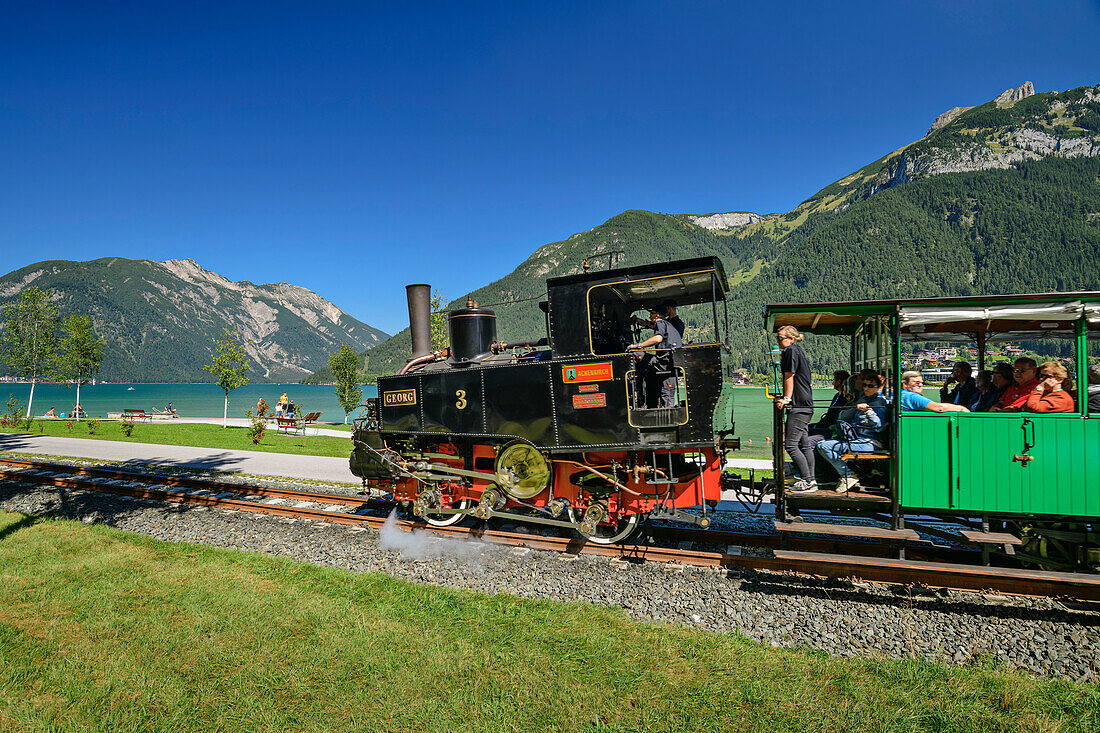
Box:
[2,1,1099,333]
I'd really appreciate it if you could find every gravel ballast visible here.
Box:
[2,467,1097,684]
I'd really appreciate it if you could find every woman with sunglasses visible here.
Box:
[814,370,890,494]
[775,325,817,493]
[1024,361,1075,413]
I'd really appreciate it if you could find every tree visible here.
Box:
[2,287,59,419]
[202,328,251,427]
[329,342,362,424]
[53,314,104,421]
[430,289,448,352]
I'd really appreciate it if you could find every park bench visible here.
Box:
[301,411,322,424]
[152,407,179,419]
[275,416,305,435]
[123,409,151,422]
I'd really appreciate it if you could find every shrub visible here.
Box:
[65,420,75,433]
[2,395,25,428]
[119,418,135,437]
[86,418,101,435]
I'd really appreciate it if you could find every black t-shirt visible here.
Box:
[652,318,681,371]
[780,343,813,408]
[666,315,685,339]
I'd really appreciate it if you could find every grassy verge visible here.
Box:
[1,510,1097,732]
[0,420,351,457]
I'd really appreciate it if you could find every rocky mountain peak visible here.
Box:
[994,80,1035,106]
[687,212,764,230]
[926,106,971,137]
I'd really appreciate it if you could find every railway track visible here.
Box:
[2,456,1099,602]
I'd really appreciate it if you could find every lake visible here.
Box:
[0,382,841,458]
[0,383,381,424]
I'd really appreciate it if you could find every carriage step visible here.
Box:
[787,489,891,504]
[959,530,1023,546]
[774,519,919,541]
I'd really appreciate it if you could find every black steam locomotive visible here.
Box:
[350,256,739,543]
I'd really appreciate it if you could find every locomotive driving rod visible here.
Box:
[411,461,503,484]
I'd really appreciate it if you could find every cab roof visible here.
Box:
[548,256,728,306]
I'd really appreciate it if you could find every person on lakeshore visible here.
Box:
[73,403,85,418]
[1024,361,1075,413]
[44,407,56,418]
[990,358,1040,412]
[940,361,978,407]
[899,372,970,413]
[815,370,889,493]
[1088,364,1100,414]
[775,325,817,494]
[165,401,176,415]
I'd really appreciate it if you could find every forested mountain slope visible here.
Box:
[310,81,1100,381]
[0,258,390,382]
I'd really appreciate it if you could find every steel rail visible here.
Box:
[3,458,1099,601]
[0,457,969,559]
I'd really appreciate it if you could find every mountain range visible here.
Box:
[0,258,389,383]
[315,80,1100,380]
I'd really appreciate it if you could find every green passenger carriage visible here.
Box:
[764,292,1100,572]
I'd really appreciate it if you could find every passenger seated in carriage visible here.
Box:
[1089,364,1100,413]
[1024,361,1075,413]
[814,370,890,494]
[969,363,1012,412]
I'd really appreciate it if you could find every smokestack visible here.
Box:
[406,284,432,359]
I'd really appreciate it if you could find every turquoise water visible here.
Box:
[0,383,379,422]
[730,387,840,458]
[1,382,835,456]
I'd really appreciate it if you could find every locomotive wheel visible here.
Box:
[424,499,473,528]
[495,441,552,500]
[571,509,640,545]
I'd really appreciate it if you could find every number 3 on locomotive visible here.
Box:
[455,389,467,409]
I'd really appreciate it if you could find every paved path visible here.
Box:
[1,417,772,480]
[0,434,355,484]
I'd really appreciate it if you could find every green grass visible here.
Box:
[0,420,351,457]
[0,511,1097,732]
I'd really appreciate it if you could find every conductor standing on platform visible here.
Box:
[627,304,682,408]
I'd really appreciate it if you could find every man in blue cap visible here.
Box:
[627,304,682,407]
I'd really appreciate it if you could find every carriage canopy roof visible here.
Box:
[765,291,1100,338]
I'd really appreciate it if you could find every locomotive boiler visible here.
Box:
[351,256,740,543]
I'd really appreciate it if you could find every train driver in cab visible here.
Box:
[632,299,685,339]
[899,371,970,413]
[627,304,682,408]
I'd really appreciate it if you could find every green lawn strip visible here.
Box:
[0,511,1096,732]
[0,420,351,458]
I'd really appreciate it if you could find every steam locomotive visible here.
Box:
[350,256,740,543]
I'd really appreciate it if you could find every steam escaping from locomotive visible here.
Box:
[377,509,484,562]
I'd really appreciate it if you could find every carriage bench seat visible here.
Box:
[840,452,892,461]
[122,409,151,422]
[275,416,305,435]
